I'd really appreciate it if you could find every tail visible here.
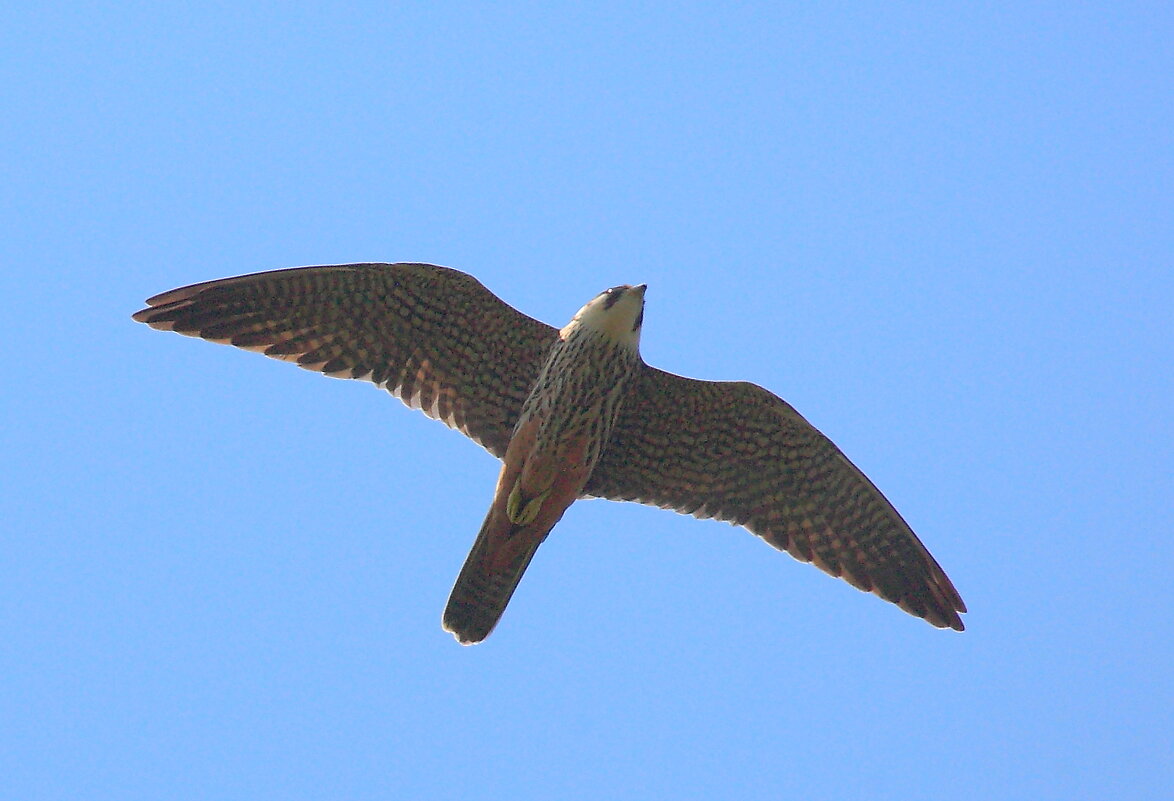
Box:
[442,509,544,645]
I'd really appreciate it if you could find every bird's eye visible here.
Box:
[602,287,626,309]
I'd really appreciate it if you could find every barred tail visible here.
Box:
[442,511,543,645]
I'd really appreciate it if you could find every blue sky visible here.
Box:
[3,3,1171,799]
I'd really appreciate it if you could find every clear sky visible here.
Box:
[3,3,1171,800]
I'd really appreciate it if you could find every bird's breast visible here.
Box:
[513,330,642,488]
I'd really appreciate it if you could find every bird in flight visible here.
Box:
[133,263,966,643]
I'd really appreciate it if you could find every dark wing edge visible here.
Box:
[133,263,559,459]
[586,366,966,631]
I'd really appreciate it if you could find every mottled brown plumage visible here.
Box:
[133,263,552,459]
[585,370,965,629]
[133,262,966,641]
[442,286,646,642]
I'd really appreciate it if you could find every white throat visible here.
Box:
[561,285,645,351]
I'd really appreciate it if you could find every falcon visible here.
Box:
[133,263,966,643]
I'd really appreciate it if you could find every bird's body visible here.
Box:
[134,263,966,643]
[443,286,646,642]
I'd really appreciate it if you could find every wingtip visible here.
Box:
[131,305,164,325]
[906,594,966,632]
[947,605,967,631]
[928,604,966,632]
[132,288,195,326]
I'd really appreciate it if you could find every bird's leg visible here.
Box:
[506,480,552,526]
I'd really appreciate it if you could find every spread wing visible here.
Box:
[585,366,966,630]
[133,263,558,459]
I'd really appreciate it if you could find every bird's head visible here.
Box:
[563,284,646,351]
